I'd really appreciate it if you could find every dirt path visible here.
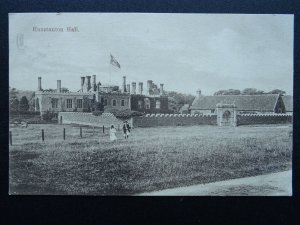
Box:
[139,170,292,196]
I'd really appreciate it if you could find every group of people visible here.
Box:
[109,121,131,141]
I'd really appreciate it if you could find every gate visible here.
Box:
[216,103,237,126]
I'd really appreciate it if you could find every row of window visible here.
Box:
[51,98,161,109]
[101,98,126,107]
[138,99,160,109]
[51,98,127,109]
[51,98,83,109]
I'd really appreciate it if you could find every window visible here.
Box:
[104,99,108,106]
[144,98,150,109]
[51,98,58,108]
[121,99,125,106]
[112,99,117,106]
[155,100,160,109]
[138,100,143,109]
[77,99,83,108]
[35,98,40,111]
[67,99,72,108]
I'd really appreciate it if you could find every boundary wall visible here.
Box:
[237,114,292,125]
[58,112,124,128]
[132,114,217,127]
[58,112,293,128]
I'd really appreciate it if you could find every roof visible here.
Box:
[282,95,293,112]
[179,104,190,112]
[190,94,280,111]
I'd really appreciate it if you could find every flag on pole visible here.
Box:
[110,54,121,69]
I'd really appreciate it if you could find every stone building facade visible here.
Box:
[35,78,95,115]
[35,75,169,116]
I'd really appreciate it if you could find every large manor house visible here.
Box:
[35,75,169,115]
[34,75,292,118]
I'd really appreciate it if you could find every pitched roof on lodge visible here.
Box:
[190,94,280,112]
[282,95,293,112]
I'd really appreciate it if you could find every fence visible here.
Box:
[9,125,114,145]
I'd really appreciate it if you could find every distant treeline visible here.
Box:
[9,87,35,113]
[213,88,286,96]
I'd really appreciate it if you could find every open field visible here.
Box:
[9,124,292,195]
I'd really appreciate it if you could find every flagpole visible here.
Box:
[109,53,112,84]
[109,63,111,84]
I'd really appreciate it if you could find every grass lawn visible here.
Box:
[9,124,292,195]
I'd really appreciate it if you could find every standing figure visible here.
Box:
[110,125,117,141]
[126,121,131,139]
[123,121,128,139]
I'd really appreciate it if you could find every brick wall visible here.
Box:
[58,112,293,128]
[58,112,124,128]
[132,114,217,127]
[132,113,292,128]
[237,114,292,125]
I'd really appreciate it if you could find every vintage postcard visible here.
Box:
[9,13,293,195]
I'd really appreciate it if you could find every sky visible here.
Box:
[9,13,294,95]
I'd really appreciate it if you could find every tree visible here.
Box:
[214,89,241,95]
[168,97,180,113]
[18,96,29,112]
[9,87,19,112]
[214,90,226,95]
[94,102,104,111]
[165,91,196,113]
[42,110,55,121]
[28,93,36,111]
[242,88,265,95]
[267,89,286,95]
[61,87,69,92]
[43,88,55,92]
[10,99,19,112]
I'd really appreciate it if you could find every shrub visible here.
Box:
[19,96,29,112]
[105,109,143,119]
[94,102,104,111]
[10,98,19,112]
[42,111,57,121]
[10,111,40,116]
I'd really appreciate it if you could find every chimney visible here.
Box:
[97,82,101,91]
[57,80,61,93]
[196,89,202,97]
[122,76,126,92]
[160,84,164,94]
[138,82,143,95]
[92,75,96,91]
[131,82,136,94]
[81,77,85,92]
[126,84,130,93]
[37,77,42,91]
[86,76,91,91]
[147,80,153,95]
